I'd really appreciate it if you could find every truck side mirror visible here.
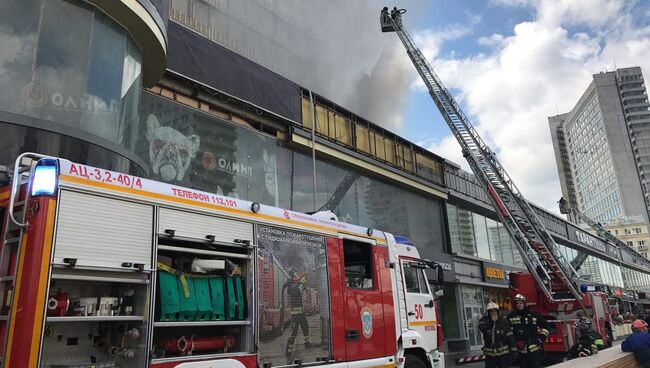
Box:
[434,289,444,300]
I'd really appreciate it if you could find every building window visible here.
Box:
[0,0,143,150]
[635,227,642,234]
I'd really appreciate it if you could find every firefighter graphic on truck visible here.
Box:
[283,269,310,359]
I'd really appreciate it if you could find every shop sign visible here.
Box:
[427,253,455,282]
[484,267,505,280]
[24,83,119,113]
[482,261,511,285]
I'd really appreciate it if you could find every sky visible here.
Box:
[364,0,650,214]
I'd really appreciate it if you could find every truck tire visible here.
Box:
[405,354,427,368]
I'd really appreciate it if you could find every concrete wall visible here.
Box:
[595,73,650,225]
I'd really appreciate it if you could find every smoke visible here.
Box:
[286,1,422,132]
[186,0,431,132]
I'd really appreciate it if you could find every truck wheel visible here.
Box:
[405,354,427,368]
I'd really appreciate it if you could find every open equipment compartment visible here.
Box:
[150,208,255,362]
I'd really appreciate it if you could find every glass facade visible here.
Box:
[0,121,140,174]
[622,266,650,290]
[0,0,142,151]
[564,94,623,221]
[447,203,524,268]
[138,92,446,260]
[578,255,625,287]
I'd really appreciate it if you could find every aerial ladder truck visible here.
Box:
[380,7,613,361]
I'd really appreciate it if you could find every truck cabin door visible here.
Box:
[590,293,608,339]
[339,237,388,361]
[401,259,437,352]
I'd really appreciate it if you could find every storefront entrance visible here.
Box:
[462,285,484,351]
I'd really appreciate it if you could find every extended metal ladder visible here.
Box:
[381,8,584,307]
[559,197,650,270]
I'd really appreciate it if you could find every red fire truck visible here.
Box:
[509,273,613,361]
[0,153,445,368]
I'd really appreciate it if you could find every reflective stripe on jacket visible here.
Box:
[479,315,516,356]
[508,308,549,353]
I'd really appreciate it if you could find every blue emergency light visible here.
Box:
[394,235,415,246]
[31,158,59,196]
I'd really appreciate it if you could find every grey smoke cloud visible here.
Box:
[290,1,431,131]
[183,0,432,132]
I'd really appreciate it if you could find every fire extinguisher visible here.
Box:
[162,335,236,355]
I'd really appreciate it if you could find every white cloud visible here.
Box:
[478,33,506,47]
[408,0,650,213]
[536,0,624,28]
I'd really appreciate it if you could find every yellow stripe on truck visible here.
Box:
[409,320,437,326]
[29,200,56,367]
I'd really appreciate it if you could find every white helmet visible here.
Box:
[486,302,499,311]
[513,293,527,303]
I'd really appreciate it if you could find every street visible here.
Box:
[456,340,623,368]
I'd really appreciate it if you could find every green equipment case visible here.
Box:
[209,277,226,320]
[193,277,212,321]
[177,273,198,321]
[158,271,180,321]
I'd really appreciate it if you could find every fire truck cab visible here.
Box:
[0,153,445,368]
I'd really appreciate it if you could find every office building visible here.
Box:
[550,67,650,224]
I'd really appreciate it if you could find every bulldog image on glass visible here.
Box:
[145,113,201,182]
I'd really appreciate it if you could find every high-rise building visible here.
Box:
[600,216,650,259]
[549,67,650,224]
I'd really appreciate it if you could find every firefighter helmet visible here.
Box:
[632,319,648,330]
[577,315,592,327]
[513,294,527,303]
[576,318,591,334]
[486,302,499,311]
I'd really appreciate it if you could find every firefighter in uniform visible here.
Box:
[569,319,598,358]
[479,302,517,368]
[283,270,310,359]
[508,294,549,368]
